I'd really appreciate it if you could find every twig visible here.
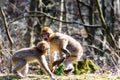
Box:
[0,8,14,48]
[79,1,92,9]
[76,0,84,23]
[0,7,13,73]
[9,11,101,28]
[95,0,118,49]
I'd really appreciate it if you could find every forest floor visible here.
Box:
[0,73,120,80]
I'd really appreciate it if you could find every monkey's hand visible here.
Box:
[62,48,71,57]
[66,52,71,57]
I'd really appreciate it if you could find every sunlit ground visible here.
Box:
[0,73,120,80]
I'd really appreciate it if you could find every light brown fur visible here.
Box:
[42,27,83,74]
[12,40,56,80]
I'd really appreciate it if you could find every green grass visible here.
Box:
[0,73,119,80]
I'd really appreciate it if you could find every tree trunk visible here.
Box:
[59,0,64,32]
[110,0,115,33]
[23,0,37,47]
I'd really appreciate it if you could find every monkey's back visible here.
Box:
[12,47,42,63]
[51,32,82,50]
[49,32,83,59]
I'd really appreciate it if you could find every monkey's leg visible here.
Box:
[63,63,74,75]
[52,57,65,73]
[63,57,74,75]
[39,55,56,80]
[21,63,29,76]
[49,53,55,71]
[13,60,26,78]
[52,57,65,67]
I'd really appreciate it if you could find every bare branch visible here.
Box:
[0,7,14,73]
[95,0,118,50]
[9,11,101,28]
[0,8,14,47]
[79,1,92,9]
[76,0,84,23]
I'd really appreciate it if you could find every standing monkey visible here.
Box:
[11,41,56,80]
[42,27,83,74]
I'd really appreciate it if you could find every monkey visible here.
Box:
[11,40,56,80]
[41,27,83,75]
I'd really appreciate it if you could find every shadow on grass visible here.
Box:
[0,74,49,80]
[0,74,20,80]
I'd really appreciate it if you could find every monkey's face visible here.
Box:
[41,43,49,50]
[42,27,53,41]
[42,33,49,41]
[37,41,50,51]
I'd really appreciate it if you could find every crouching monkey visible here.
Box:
[42,27,83,75]
[11,41,56,80]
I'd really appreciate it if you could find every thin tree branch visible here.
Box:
[95,0,118,49]
[76,0,84,23]
[0,7,14,73]
[95,0,107,29]
[79,1,92,9]
[9,11,101,28]
[0,8,14,48]
[59,0,64,32]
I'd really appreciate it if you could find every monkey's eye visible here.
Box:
[42,33,49,37]
[42,33,49,41]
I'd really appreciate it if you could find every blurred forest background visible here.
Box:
[0,0,120,78]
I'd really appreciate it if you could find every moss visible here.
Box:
[73,59,98,74]
[55,64,64,75]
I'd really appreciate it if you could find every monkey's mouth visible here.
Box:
[42,34,49,41]
[44,38,48,41]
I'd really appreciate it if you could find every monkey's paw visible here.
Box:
[17,73,25,78]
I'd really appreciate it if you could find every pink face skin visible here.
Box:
[42,33,49,41]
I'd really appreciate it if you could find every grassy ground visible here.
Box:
[0,73,120,80]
